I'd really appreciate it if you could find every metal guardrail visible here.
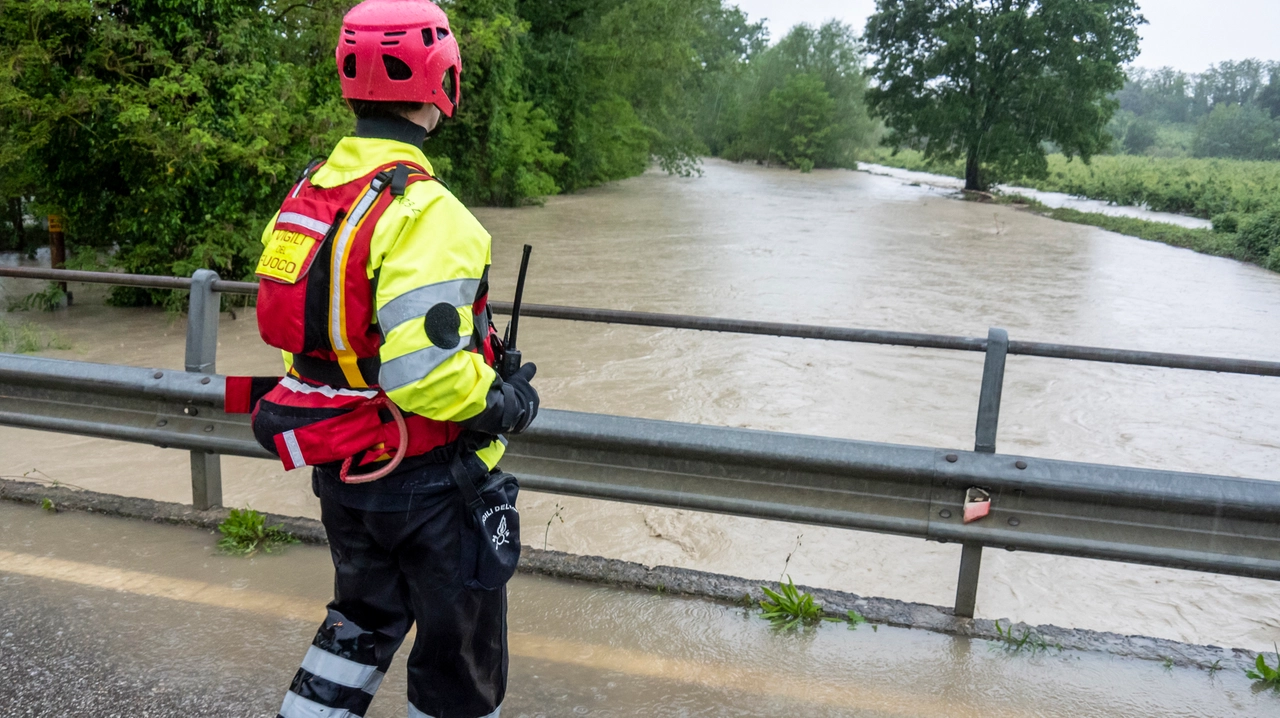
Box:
[2,267,1279,619]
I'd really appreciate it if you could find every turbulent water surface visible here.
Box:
[2,158,1278,652]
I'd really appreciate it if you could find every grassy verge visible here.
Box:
[990,193,1250,263]
[859,149,1278,272]
[0,318,70,353]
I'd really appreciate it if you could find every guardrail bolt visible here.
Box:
[153,372,163,379]
[200,376,211,385]
[945,454,958,463]
[1015,460,1027,470]
[203,425,214,433]
[156,419,167,427]
[1008,517,1021,526]
[939,509,952,518]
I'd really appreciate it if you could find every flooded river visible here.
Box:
[2,158,1279,653]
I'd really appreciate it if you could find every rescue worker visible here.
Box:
[246,2,539,716]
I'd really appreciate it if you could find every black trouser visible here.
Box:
[278,491,507,718]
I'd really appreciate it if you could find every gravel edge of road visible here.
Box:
[1,477,1261,672]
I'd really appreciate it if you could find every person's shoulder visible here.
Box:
[398,176,486,234]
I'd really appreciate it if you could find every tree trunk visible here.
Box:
[6,198,24,248]
[964,147,984,191]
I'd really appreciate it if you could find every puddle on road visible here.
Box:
[0,501,1273,717]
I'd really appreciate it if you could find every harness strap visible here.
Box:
[291,353,381,388]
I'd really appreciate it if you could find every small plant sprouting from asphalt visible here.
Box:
[1244,645,1280,691]
[759,576,838,630]
[1207,659,1222,677]
[543,501,564,551]
[1162,656,1175,672]
[846,609,867,630]
[40,498,55,512]
[993,619,1061,654]
[217,507,299,556]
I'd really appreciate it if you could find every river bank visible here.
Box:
[3,159,1279,653]
[858,151,1280,272]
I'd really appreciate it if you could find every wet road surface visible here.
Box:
[1,501,1275,717]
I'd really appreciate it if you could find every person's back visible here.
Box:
[245,2,539,716]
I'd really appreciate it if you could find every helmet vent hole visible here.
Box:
[342,54,357,79]
[383,55,413,81]
[383,30,406,37]
[344,39,356,45]
[422,29,434,47]
[381,40,400,46]
[343,29,355,36]
[436,27,449,40]
[442,69,457,105]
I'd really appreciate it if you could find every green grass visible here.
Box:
[860,149,1280,272]
[992,619,1061,654]
[0,318,69,354]
[6,283,66,312]
[759,576,827,630]
[216,507,299,556]
[1245,646,1280,691]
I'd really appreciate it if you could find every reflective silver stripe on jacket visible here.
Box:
[279,690,354,718]
[377,277,480,333]
[379,344,463,392]
[276,212,332,236]
[408,702,500,718]
[280,377,378,399]
[329,181,384,351]
[299,646,384,692]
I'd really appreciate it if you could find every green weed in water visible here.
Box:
[216,507,299,556]
[1245,645,1280,691]
[993,619,1061,654]
[759,576,833,630]
[846,609,867,630]
[6,283,66,312]
[0,319,69,353]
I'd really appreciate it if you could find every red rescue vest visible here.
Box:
[233,160,498,480]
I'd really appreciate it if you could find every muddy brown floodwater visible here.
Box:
[2,158,1279,653]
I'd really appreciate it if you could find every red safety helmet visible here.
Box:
[336,0,462,117]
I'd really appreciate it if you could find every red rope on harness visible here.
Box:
[339,397,409,484]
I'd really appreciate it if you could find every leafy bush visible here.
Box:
[1237,208,1280,259]
[217,507,299,556]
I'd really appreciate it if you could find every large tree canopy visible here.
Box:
[864,0,1143,190]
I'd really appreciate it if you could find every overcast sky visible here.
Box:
[732,0,1280,73]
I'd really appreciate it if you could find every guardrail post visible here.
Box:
[186,269,222,510]
[954,326,1009,618]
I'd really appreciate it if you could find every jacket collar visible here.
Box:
[354,114,428,147]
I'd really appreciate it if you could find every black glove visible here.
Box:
[459,362,540,436]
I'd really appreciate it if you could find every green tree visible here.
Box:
[1193,103,1280,160]
[0,0,351,299]
[865,0,1143,191]
[720,21,872,170]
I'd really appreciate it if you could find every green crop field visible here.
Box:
[861,148,1280,272]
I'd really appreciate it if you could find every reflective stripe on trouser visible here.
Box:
[279,488,508,718]
[278,609,387,718]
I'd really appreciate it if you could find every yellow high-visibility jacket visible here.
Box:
[261,136,504,468]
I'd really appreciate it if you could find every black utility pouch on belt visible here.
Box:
[450,452,521,590]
